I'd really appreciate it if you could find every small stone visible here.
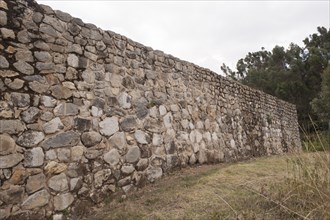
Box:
[26,173,46,194]
[0,55,9,68]
[40,95,56,107]
[0,134,16,156]
[71,146,85,161]
[0,154,24,168]
[5,78,24,90]
[94,169,111,188]
[134,130,149,144]
[99,117,119,137]
[44,161,67,174]
[67,53,79,67]
[53,214,64,220]
[17,131,45,148]
[13,60,34,75]
[57,148,71,162]
[74,117,91,132]
[36,62,55,72]
[11,92,30,107]
[54,193,74,211]
[0,120,25,134]
[0,70,19,77]
[48,173,69,192]
[21,190,50,210]
[146,166,163,182]
[125,146,141,164]
[81,131,102,147]
[55,10,72,22]
[54,103,79,116]
[152,134,163,146]
[103,149,120,166]
[17,30,31,43]
[0,11,7,26]
[40,23,58,37]
[34,51,52,62]
[24,147,44,167]
[70,177,82,191]
[0,28,15,39]
[163,112,173,128]
[51,85,72,99]
[40,111,54,121]
[121,165,135,175]
[117,92,131,109]
[120,116,137,132]
[67,44,82,54]
[136,158,149,171]
[41,131,80,150]
[34,40,50,51]
[109,132,126,150]
[0,185,24,204]
[159,105,167,116]
[42,117,64,134]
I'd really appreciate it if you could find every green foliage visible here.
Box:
[221,27,330,128]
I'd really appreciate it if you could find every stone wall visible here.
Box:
[0,0,301,219]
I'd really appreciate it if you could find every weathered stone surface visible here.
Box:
[104,148,120,166]
[54,103,79,116]
[0,11,7,26]
[5,78,24,90]
[74,117,91,132]
[0,185,24,204]
[51,85,73,99]
[109,132,126,150]
[0,154,24,168]
[67,53,79,67]
[17,131,45,148]
[26,173,46,194]
[11,92,30,107]
[40,23,58,37]
[0,120,25,134]
[163,112,173,128]
[134,130,149,144]
[48,173,69,192]
[41,131,80,150]
[15,49,33,62]
[21,107,41,124]
[34,51,52,62]
[0,55,9,68]
[24,147,44,167]
[99,117,119,137]
[0,28,15,39]
[0,70,19,78]
[94,169,111,188]
[40,95,57,107]
[13,61,34,75]
[117,92,131,109]
[121,164,135,175]
[0,134,16,155]
[71,145,85,161]
[125,146,141,163]
[146,166,163,182]
[57,148,71,162]
[21,189,50,210]
[81,131,102,147]
[136,158,149,171]
[54,193,74,211]
[44,161,67,174]
[43,117,64,134]
[120,116,137,132]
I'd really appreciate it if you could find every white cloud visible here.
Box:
[37,0,329,74]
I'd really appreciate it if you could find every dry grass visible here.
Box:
[83,151,330,220]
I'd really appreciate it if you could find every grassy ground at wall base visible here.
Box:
[83,150,329,220]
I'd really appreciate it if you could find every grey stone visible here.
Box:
[109,73,122,87]
[94,169,111,188]
[0,28,15,39]
[67,44,82,54]
[84,149,102,159]
[41,131,80,150]
[81,131,102,147]
[74,117,91,132]
[0,11,7,26]
[122,76,135,89]
[26,173,46,194]
[109,132,126,150]
[32,12,43,23]
[40,111,54,121]
[0,120,25,134]
[152,134,163,146]
[34,40,50,51]
[51,85,72,99]
[0,134,16,155]
[71,146,85,161]
[21,107,40,124]
[99,117,119,137]
[120,116,137,132]
[17,131,45,148]
[43,15,64,32]
[125,146,141,164]
[36,62,55,72]
[21,189,50,210]
[55,10,72,22]
[121,165,135,175]
[92,97,105,109]
[104,149,120,166]
[5,78,24,90]
[159,105,167,116]
[134,130,149,144]
[11,92,30,107]
[67,53,79,67]
[0,185,24,204]
[117,92,131,109]
[34,51,52,62]
[146,166,163,182]
[48,173,69,192]
[54,103,79,116]
[136,158,149,171]
[13,60,34,75]
[43,117,64,134]
[70,177,82,191]
[40,95,56,107]
[0,154,24,168]
[57,148,71,162]
[118,176,131,187]
[17,30,31,43]
[81,70,95,83]
[54,193,74,211]
[163,112,173,128]
[68,23,81,36]
[24,147,44,167]
[40,23,58,37]
[0,55,9,68]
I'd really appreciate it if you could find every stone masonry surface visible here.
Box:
[0,0,301,219]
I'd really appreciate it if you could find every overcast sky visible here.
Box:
[37,0,329,74]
